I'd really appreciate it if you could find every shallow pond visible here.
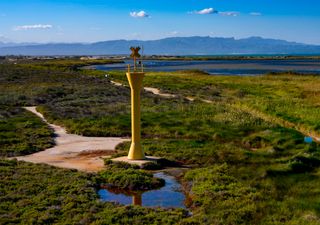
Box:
[98,172,186,208]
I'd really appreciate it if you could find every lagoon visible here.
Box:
[90,59,320,76]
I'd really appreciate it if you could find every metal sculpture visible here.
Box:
[130,46,141,71]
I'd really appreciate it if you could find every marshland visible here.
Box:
[1,57,320,224]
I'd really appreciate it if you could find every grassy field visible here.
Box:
[109,70,320,138]
[1,59,320,224]
[0,107,54,157]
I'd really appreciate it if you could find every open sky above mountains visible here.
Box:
[0,0,319,45]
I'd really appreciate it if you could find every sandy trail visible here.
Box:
[111,80,177,98]
[144,87,176,98]
[15,107,129,172]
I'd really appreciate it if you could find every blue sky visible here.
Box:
[0,0,319,44]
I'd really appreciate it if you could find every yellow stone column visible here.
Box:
[126,71,145,160]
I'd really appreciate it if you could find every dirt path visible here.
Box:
[15,107,129,172]
[111,80,177,98]
[144,87,176,98]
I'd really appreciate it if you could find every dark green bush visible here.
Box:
[140,161,163,170]
[289,155,320,173]
[99,161,165,190]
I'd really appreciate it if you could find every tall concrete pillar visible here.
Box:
[126,71,145,160]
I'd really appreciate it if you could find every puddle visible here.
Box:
[304,136,313,143]
[98,172,186,208]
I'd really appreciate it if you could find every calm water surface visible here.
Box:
[91,59,320,76]
[98,172,186,208]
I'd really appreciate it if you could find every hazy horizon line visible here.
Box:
[1,35,318,46]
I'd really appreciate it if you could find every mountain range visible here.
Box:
[0,36,320,56]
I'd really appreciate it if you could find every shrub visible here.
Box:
[289,155,320,173]
[140,161,163,170]
[99,161,165,190]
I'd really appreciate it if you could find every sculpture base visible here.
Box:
[128,142,145,160]
[111,156,162,168]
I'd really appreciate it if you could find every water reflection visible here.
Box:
[98,172,186,208]
[132,193,141,205]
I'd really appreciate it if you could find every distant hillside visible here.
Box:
[1,36,320,56]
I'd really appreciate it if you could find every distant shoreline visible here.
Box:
[141,55,320,61]
[2,54,320,62]
[88,58,320,76]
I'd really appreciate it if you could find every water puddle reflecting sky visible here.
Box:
[304,136,314,143]
[98,172,186,208]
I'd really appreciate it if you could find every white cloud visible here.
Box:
[130,11,149,18]
[190,8,239,16]
[193,8,218,15]
[219,11,240,17]
[169,31,179,36]
[13,24,53,31]
[250,12,262,16]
